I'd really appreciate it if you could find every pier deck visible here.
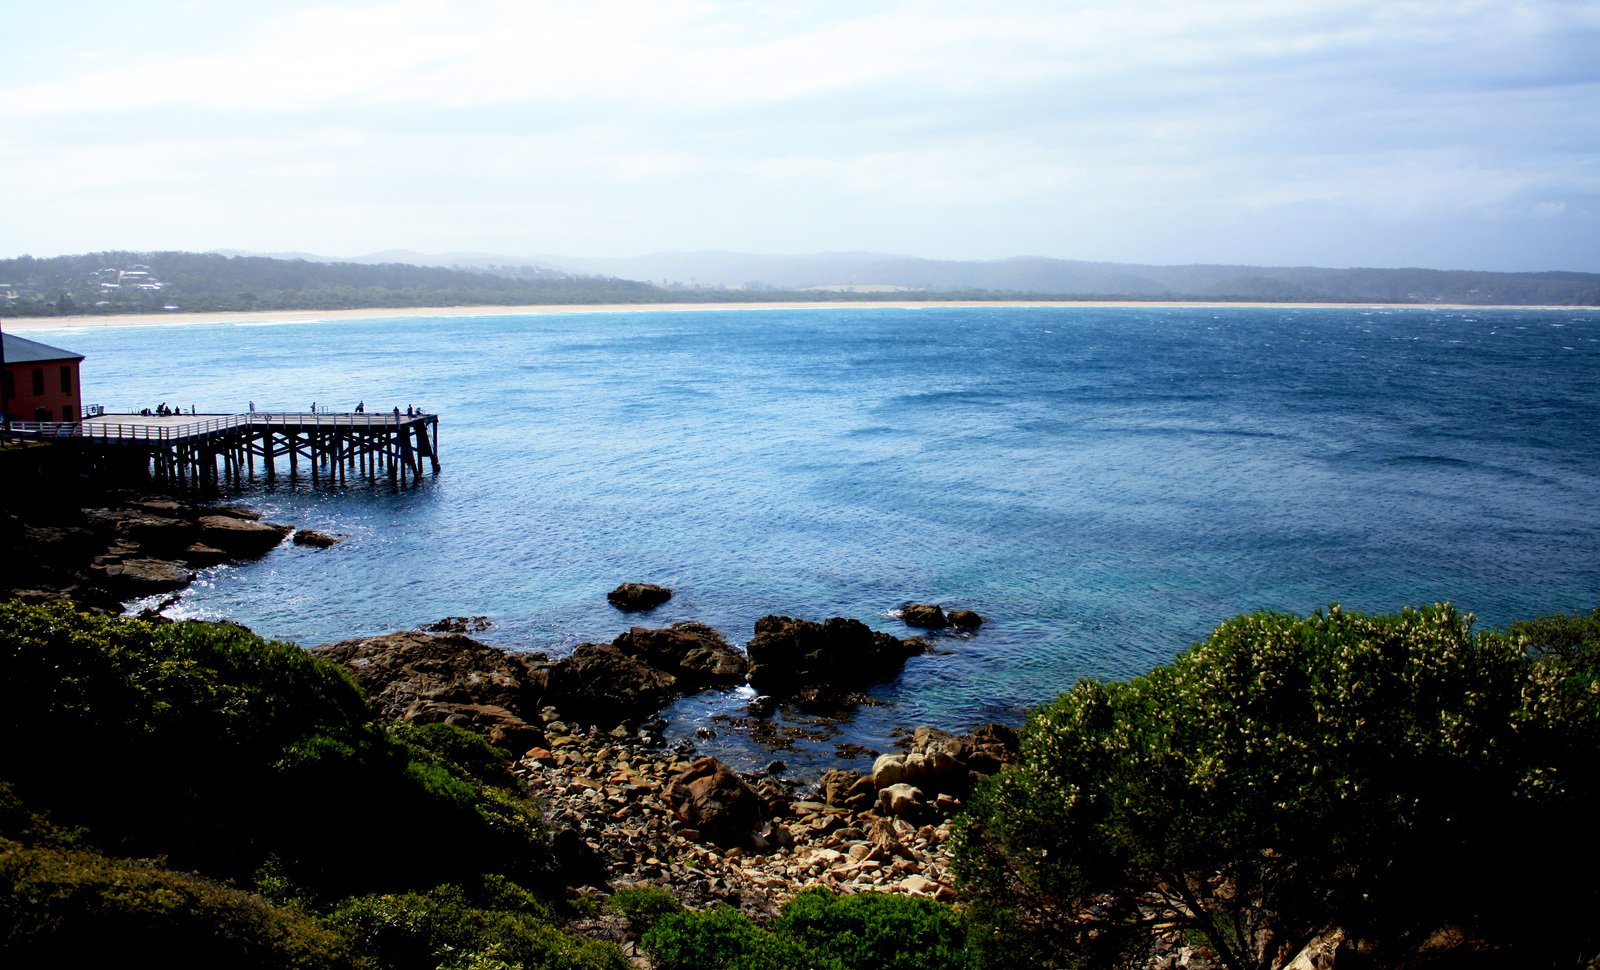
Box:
[7,411,440,490]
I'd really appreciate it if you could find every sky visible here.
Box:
[3,0,1598,272]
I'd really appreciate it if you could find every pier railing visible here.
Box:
[10,411,430,442]
[7,409,439,491]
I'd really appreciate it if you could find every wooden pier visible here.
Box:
[8,411,440,491]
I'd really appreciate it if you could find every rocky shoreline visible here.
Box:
[1,489,332,613]
[3,478,1022,930]
[310,620,1017,922]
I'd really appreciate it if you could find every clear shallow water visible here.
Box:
[37,305,1600,774]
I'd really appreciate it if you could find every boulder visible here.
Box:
[607,582,673,612]
[312,630,548,724]
[196,515,291,559]
[180,543,230,567]
[665,757,765,847]
[291,528,341,548]
[947,609,984,631]
[111,512,199,554]
[543,643,679,726]
[818,768,878,810]
[901,603,950,629]
[745,615,926,700]
[875,723,1020,799]
[877,782,928,819]
[423,615,493,634]
[610,622,747,689]
[956,722,1020,775]
[91,557,193,595]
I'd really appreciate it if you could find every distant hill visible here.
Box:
[0,251,658,317]
[2,249,1595,316]
[531,251,1600,306]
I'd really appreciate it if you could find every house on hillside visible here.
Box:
[1,332,84,423]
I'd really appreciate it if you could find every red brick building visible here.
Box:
[2,332,84,423]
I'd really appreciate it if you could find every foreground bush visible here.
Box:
[643,889,973,970]
[953,604,1600,969]
[0,836,356,970]
[332,882,629,970]
[0,602,548,896]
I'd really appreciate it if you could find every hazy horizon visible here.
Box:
[4,1,1597,274]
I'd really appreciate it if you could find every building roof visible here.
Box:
[2,332,85,364]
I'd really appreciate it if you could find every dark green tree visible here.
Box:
[952,604,1600,969]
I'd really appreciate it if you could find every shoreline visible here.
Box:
[8,298,1592,331]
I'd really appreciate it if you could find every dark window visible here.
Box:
[1,372,12,398]
[61,366,72,393]
[32,368,45,396]
[63,405,75,421]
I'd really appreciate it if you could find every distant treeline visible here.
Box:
[2,250,1596,316]
[0,251,666,316]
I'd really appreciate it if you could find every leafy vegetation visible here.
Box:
[0,601,625,969]
[0,834,358,970]
[0,601,548,896]
[642,889,974,970]
[951,604,1600,969]
[331,881,628,970]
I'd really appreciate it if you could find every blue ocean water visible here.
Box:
[35,305,1600,774]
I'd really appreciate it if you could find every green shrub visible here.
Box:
[643,891,973,970]
[0,836,355,970]
[0,602,549,897]
[776,888,972,970]
[952,604,1600,969]
[606,885,683,928]
[332,883,628,970]
[642,905,816,970]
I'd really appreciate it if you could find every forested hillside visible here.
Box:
[3,250,1596,316]
[0,251,665,316]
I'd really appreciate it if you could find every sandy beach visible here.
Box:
[7,299,1578,332]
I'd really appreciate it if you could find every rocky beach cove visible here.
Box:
[1,468,1029,951]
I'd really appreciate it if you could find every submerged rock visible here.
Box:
[745,615,926,701]
[543,643,681,727]
[901,603,950,629]
[607,582,673,612]
[947,609,984,631]
[291,528,341,548]
[423,615,493,634]
[611,622,747,689]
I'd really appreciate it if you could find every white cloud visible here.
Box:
[2,0,1596,268]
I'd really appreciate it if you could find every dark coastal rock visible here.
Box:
[180,542,230,567]
[291,528,342,548]
[311,630,549,725]
[665,757,766,847]
[423,615,494,634]
[207,505,263,521]
[745,615,926,700]
[90,557,194,595]
[607,582,673,612]
[947,609,984,631]
[108,511,199,553]
[901,603,950,629]
[611,622,747,689]
[957,721,1020,774]
[197,514,291,558]
[543,643,680,727]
